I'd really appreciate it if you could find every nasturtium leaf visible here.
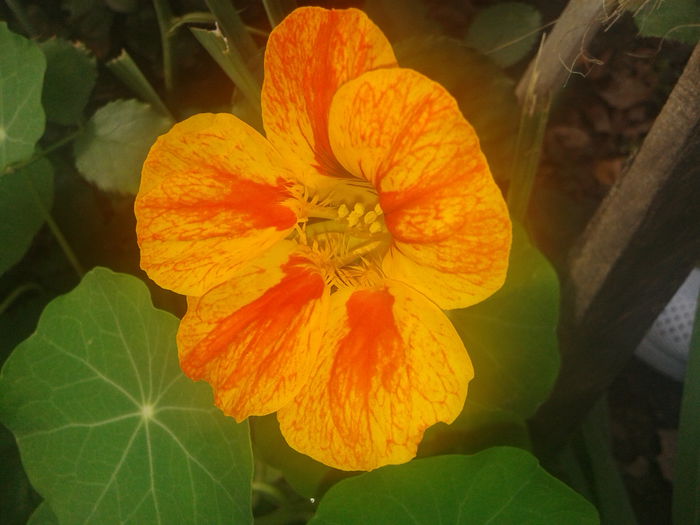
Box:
[0,158,53,277]
[633,0,700,44]
[465,2,543,68]
[310,447,599,525]
[0,268,253,525]
[0,23,46,170]
[27,502,58,525]
[40,38,97,126]
[419,400,530,458]
[395,37,518,183]
[448,223,560,418]
[73,99,173,194]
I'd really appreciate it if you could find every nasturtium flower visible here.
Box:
[135,6,511,471]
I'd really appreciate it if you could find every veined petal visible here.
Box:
[262,7,396,182]
[328,68,511,308]
[278,281,472,471]
[178,241,328,421]
[384,215,511,310]
[135,113,300,296]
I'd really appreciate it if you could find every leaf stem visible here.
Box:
[252,481,287,506]
[5,0,37,36]
[153,0,176,93]
[0,283,42,316]
[4,128,83,175]
[262,0,296,27]
[506,96,550,222]
[24,175,84,279]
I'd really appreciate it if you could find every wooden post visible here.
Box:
[530,43,700,452]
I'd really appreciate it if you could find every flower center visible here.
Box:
[296,186,390,289]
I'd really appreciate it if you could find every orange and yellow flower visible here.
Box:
[134,6,511,471]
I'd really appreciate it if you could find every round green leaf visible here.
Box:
[310,447,599,524]
[0,268,253,524]
[73,99,173,194]
[633,0,700,44]
[465,2,542,68]
[0,158,53,276]
[448,223,560,418]
[0,22,46,170]
[40,38,97,126]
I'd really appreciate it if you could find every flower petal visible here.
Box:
[135,113,300,296]
[262,7,396,181]
[178,241,328,421]
[384,218,511,310]
[277,281,472,471]
[328,68,511,308]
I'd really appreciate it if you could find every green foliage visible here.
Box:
[0,22,46,170]
[465,2,543,67]
[39,38,97,126]
[27,502,58,525]
[0,268,253,525]
[106,51,172,119]
[310,448,599,524]
[0,159,53,276]
[419,400,530,457]
[0,423,41,525]
[633,0,700,44]
[673,287,700,525]
[73,99,173,194]
[448,223,560,418]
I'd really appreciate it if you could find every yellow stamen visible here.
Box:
[363,211,377,224]
[337,204,349,218]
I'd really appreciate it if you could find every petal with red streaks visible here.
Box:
[178,241,328,420]
[278,281,472,471]
[262,7,396,182]
[135,113,300,296]
[328,68,511,308]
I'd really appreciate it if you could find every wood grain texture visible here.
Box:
[531,43,700,452]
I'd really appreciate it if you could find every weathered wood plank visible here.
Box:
[531,43,700,452]
[516,0,608,102]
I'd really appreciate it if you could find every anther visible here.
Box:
[353,203,365,215]
[337,204,349,218]
[368,222,382,234]
[363,211,377,224]
[374,203,383,215]
[347,213,361,227]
